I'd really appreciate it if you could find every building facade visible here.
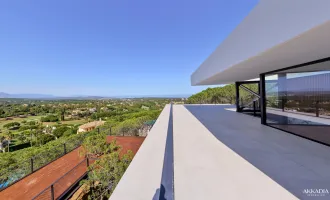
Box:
[191,0,330,146]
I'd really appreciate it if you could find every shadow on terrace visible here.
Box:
[183,105,330,200]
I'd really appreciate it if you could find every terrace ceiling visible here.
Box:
[191,0,330,85]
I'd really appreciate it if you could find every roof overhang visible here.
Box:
[191,0,330,85]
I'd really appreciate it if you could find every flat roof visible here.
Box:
[191,0,330,85]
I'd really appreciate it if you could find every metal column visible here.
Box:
[260,74,267,125]
[235,82,240,112]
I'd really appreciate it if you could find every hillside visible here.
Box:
[187,85,236,104]
[187,84,258,105]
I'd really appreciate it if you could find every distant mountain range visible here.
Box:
[0,92,55,99]
[0,92,190,99]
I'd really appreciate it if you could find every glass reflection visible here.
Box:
[265,62,330,145]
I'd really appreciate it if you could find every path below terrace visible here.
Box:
[0,136,145,200]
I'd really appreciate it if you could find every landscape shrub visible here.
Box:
[41,115,59,122]
[3,122,21,130]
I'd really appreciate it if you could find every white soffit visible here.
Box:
[191,0,330,85]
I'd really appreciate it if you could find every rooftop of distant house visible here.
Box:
[79,120,105,129]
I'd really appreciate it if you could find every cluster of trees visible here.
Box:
[99,110,161,136]
[52,126,78,138]
[187,85,236,104]
[90,101,162,121]
[0,119,79,152]
[41,115,59,122]
[0,98,164,154]
[80,133,133,199]
[84,103,162,137]
[187,84,258,105]
[0,97,178,198]
[3,122,21,130]
[0,103,57,118]
[0,98,171,119]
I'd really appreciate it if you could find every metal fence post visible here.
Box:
[98,128,100,134]
[109,127,112,135]
[87,158,90,167]
[63,143,67,154]
[30,158,34,173]
[253,101,256,117]
[316,101,319,117]
[51,185,55,200]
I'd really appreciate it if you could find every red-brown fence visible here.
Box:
[32,159,89,200]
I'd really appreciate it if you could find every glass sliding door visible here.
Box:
[264,60,330,145]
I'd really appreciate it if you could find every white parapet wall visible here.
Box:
[109,105,171,200]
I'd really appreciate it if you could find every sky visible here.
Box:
[0,0,258,97]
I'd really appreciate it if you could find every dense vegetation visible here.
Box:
[3,122,20,130]
[187,84,236,104]
[41,115,59,122]
[0,132,88,186]
[0,98,171,118]
[187,84,258,105]
[0,98,174,152]
[0,98,175,192]
[80,133,133,199]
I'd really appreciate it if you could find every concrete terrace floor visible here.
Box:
[111,105,330,200]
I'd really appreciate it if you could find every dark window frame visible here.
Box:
[259,57,330,147]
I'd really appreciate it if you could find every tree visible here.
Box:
[4,131,14,140]
[0,108,5,117]
[28,121,37,125]
[83,151,133,199]
[63,129,75,137]
[0,131,90,184]
[53,126,69,138]
[80,134,117,157]
[3,122,21,130]
[17,133,27,144]
[221,84,236,104]
[80,135,133,200]
[58,108,65,121]
[115,119,140,136]
[211,95,221,104]
[187,83,257,105]
[38,134,56,145]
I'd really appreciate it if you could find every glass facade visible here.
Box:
[264,60,330,145]
[237,82,260,113]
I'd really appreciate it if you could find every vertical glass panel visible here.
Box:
[238,83,259,111]
[265,60,330,145]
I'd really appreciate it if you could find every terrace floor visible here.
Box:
[111,104,330,200]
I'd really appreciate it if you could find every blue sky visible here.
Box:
[0,0,258,96]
